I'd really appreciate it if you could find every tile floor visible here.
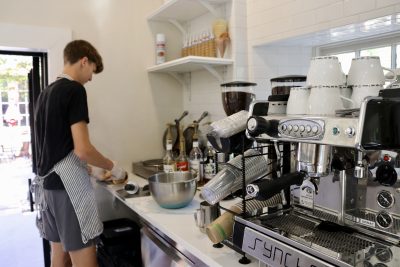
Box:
[0,158,44,267]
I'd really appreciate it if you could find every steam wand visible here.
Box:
[354,151,368,179]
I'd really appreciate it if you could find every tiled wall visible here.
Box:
[247,0,400,46]
[251,46,313,99]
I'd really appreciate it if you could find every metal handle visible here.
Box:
[176,111,189,123]
[195,111,208,124]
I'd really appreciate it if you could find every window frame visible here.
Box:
[317,33,400,69]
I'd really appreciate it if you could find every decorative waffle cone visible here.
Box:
[213,19,228,38]
[215,32,230,58]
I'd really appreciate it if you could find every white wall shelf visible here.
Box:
[147,56,232,83]
[147,0,227,35]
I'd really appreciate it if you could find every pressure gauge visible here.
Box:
[376,212,393,229]
[377,191,395,209]
[375,247,393,263]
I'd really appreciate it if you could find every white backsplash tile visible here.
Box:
[377,0,400,9]
[343,0,376,17]
[315,2,344,23]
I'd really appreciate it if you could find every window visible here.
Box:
[319,34,400,74]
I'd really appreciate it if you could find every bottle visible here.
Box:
[163,124,176,172]
[189,125,203,184]
[176,126,189,171]
[203,141,216,183]
[156,33,166,64]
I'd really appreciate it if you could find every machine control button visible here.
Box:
[332,127,340,135]
[311,126,318,133]
[299,125,305,132]
[281,124,287,131]
[383,154,391,162]
[305,125,311,132]
[376,164,398,186]
[293,125,299,132]
[287,125,293,131]
[345,127,355,137]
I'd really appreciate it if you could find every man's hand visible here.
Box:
[111,161,128,180]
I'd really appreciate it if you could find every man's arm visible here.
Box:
[71,121,114,170]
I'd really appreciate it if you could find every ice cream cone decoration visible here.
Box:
[212,19,230,58]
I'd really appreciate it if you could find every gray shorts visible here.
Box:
[42,189,100,252]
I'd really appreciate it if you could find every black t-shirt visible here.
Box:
[35,78,89,189]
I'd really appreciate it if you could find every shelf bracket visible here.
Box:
[168,19,187,36]
[198,0,221,18]
[167,72,190,90]
[202,64,223,83]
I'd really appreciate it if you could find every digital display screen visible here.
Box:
[361,98,400,150]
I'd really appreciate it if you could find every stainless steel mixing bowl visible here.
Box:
[148,172,197,209]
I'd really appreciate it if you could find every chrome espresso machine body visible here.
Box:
[232,90,400,267]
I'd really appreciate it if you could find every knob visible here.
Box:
[345,127,355,137]
[299,125,305,132]
[306,125,311,132]
[246,116,279,137]
[288,125,293,131]
[293,125,299,132]
[375,163,398,186]
[280,124,287,131]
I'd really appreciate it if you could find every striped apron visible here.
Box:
[31,151,103,244]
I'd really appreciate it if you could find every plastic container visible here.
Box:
[221,81,256,116]
[209,110,248,139]
[201,149,268,205]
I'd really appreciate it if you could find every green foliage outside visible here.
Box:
[0,55,32,94]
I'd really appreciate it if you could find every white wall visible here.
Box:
[0,0,183,169]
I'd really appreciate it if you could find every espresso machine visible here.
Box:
[232,89,400,267]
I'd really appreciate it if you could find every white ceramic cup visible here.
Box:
[347,56,395,86]
[350,84,383,108]
[286,87,310,115]
[307,86,352,115]
[306,56,345,87]
[340,86,352,109]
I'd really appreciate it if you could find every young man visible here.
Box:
[33,40,126,267]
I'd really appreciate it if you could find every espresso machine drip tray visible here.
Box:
[260,212,373,255]
[233,210,400,267]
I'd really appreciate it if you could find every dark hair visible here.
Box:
[63,40,103,73]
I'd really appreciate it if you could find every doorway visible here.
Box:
[0,51,47,267]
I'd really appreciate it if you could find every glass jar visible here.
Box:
[221,81,256,116]
[270,75,306,95]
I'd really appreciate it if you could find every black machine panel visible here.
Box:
[361,97,400,150]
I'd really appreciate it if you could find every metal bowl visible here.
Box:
[148,172,197,209]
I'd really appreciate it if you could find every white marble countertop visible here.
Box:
[98,173,259,267]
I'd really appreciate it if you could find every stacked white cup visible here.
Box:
[305,56,349,115]
[347,56,395,108]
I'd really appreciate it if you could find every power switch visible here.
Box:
[345,127,355,137]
